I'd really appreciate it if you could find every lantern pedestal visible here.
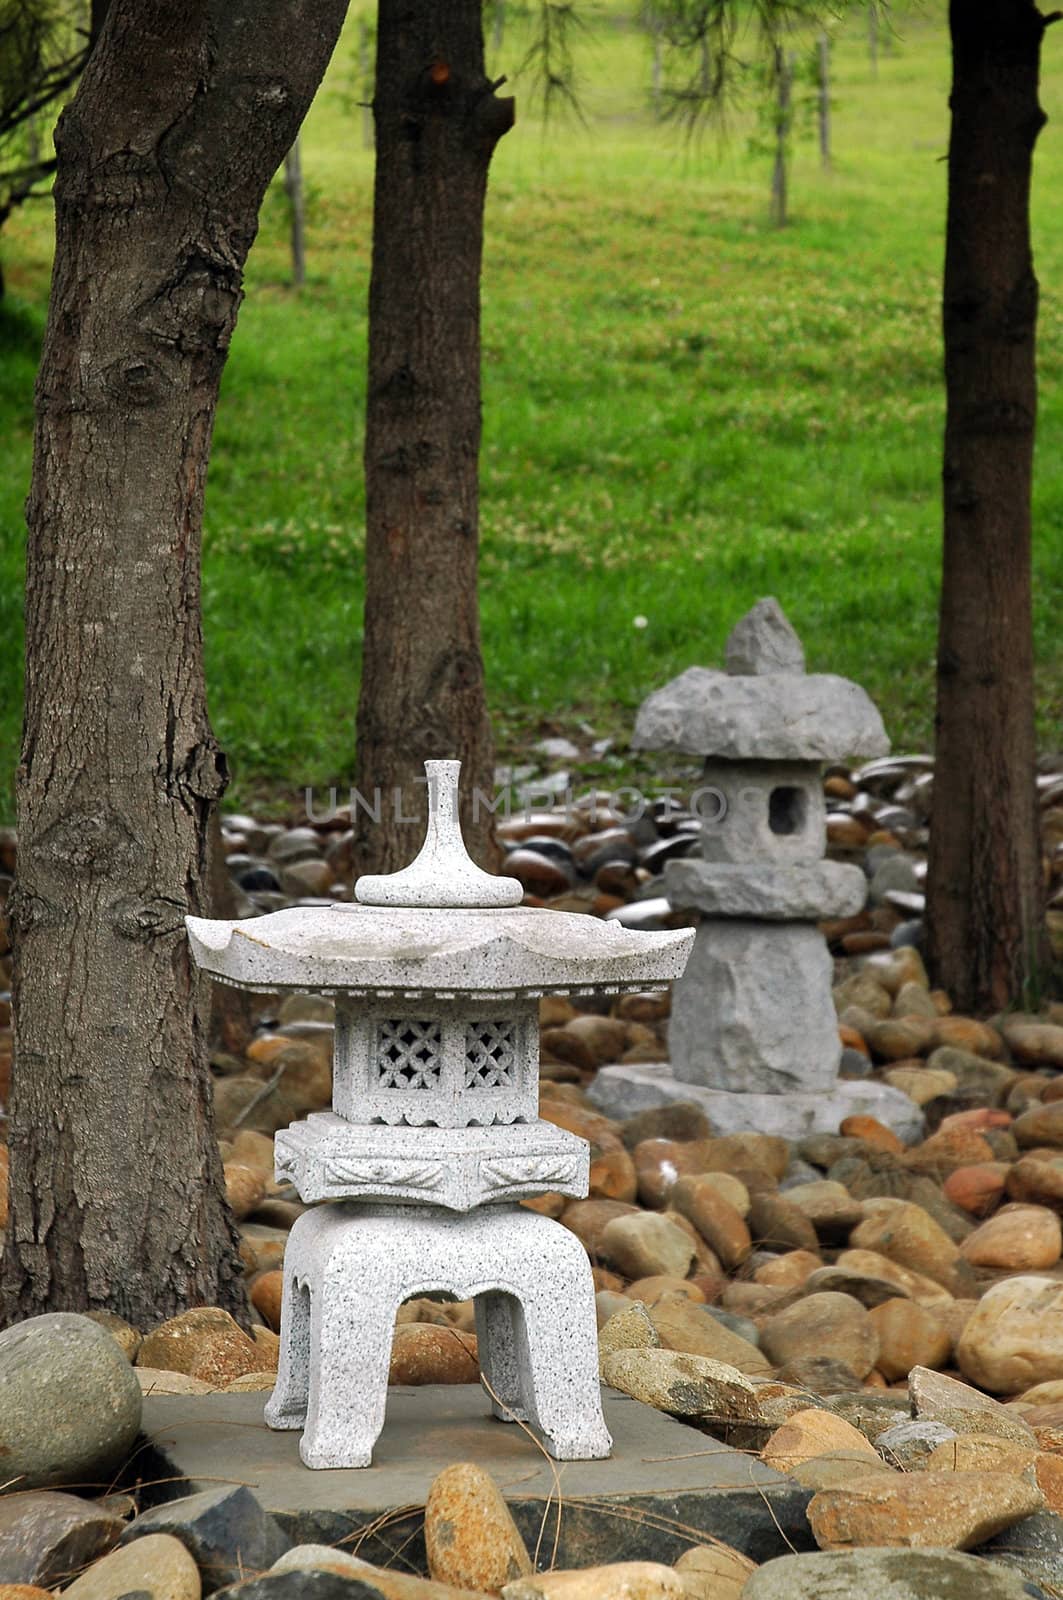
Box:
[265,1202,612,1470]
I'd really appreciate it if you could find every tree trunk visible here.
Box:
[284,138,307,290]
[3,0,347,1329]
[770,47,791,229]
[925,0,1052,1014]
[353,0,514,876]
[359,19,374,150]
[818,32,831,171]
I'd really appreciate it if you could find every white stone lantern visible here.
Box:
[187,761,693,1468]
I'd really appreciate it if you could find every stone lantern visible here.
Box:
[187,760,692,1469]
[590,600,918,1140]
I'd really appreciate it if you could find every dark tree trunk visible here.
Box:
[284,138,307,290]
[770,47,792,229]
[3,0,347,1329]
[353,0,513,876]
[926,0,1052,1014]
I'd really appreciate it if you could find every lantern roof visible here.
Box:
[633,598,890,762]
[186,759,693,996]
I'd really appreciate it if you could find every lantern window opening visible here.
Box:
[768,784,807,837]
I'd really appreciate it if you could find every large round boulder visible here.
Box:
[0,1313,142,1492]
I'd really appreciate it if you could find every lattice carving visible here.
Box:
[464,1020,518,1089]
[374,1019,442,1090]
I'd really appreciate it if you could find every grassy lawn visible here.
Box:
[1,2,1062,818]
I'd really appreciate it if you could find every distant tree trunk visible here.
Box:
[284,138,307,290]
[817,32,831,170]
[359,18,374,150]
[868,3,879,78]
[651,20,663,119]
[926,0,1052,1014]
[770,47,792,228]
[354,0,514,875]
[3,0,346,1329]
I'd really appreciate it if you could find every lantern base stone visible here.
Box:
[588,1063,924,1143]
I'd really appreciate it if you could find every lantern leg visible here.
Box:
[264,1269,311,1431]
[510,1233,613,1461]
[300,1269,397,1470]
[476,1290,530,1422]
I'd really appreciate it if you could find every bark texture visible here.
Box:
[3,0,347,1328]
[926,0,1052,1013]
[353,0,513,875]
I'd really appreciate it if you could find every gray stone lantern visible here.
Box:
[590,600,919,1140]
[187,761,692,1468]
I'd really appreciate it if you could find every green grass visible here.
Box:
[2,2,1062,818]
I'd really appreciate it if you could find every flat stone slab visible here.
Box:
[142,1385,813,1568]
[589,1064,925,1142]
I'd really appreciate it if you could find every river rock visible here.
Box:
[747,1194,819,1254]
[271,1547,489,1598]
[867,1299,950,1381]
[668,1177,751,1270]
[0,1314,143,1493]
[961,1205,1062,1271]
[1013,1102,1063,1149]
[600,1298,659,1355]
[740,1548,1048,1600]
[975,1508,1063,1592]
[617,1104,710,1149]
[1005,1155,1063,1207]
[1002,1021,1063,1068]
[424,1463,531,1591]
[787,1450,898,1491]
[760,1408,880,1471]
[873,1420,959,1471]
[773,1356,865,1395]
[502,1565,685,1599]
[210,1576,385,1600]
[600,1349,759,1422]
[802,1264,907,1309]
[137,1308,264,1386]
[121,1485,290,1590]
[957,1276,1063,1395]
[760,1294,878,1380]
[755,1250,821,1289]
[834,1249,954,1309]
[943,1163,1009,1217]
[389,1326,478,1385]
[849,1203,968,1293]
[61,1532,201,1599]
[600,1212,696,1280]
[672,1542,755,1600]
[0,1492,124,1586]
[909,1366,1039,1445]
[807,1468,1043,1550]
[883,1065,957,1105]
[780,1182,862,1239]
[648,1298,771,1375]
[632,1139,714,1209]
[923,1433,1039,1475]
[626,1276,707,1307]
